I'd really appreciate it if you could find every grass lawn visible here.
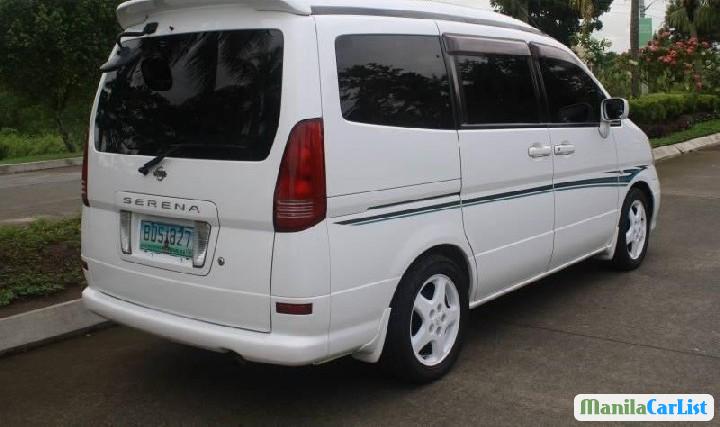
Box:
[0,151,81,165]
[650,118,720,147]
[0,217,84,307]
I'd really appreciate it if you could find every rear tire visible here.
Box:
[610,188,651,271]
[380,254,469,384]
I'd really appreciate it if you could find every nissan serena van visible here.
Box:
[82,0,661,382]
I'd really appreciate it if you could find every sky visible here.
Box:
[435,0,669,52]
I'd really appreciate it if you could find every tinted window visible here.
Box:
[336,35,453,129]
[95,29,283,161]
[456,54,539,124]
[539,56,605,124]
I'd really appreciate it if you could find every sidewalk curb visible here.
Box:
[652,132,720,162]
[0,157,82,175]
[0,299,109,357]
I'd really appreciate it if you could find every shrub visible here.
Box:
[0,131,69,159]
[640,29,720,93]
[0,217,83,307]
[696,94,720,113]
[629,92,719,124]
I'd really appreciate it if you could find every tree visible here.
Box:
[0,0,121,151]
[570,0,600,35]
[490,0,613,46]
[573,33,612,71]
[490,0,529,22]
[666,0,720,41]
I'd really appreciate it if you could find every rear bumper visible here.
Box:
[82,287,329,366]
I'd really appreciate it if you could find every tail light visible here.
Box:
[81,131,90,207]
[273,119,326,232]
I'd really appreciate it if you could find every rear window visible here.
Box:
[335,35,453,130]
[95,29,283,161]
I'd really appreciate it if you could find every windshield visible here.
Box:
[95,29,283,161]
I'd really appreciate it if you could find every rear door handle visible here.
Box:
[554,143,576,156]
[528,143,552,159]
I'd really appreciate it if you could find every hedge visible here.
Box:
[629,93,720,124]
[0,129,67,160]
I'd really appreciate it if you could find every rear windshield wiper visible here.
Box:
[138,144,203,175]
[138,144,253,175]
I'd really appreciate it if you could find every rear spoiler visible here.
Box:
[117,0,311,29]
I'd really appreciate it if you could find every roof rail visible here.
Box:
[311,5,541,35]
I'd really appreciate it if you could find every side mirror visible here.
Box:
[602,98,629,121]
[599,98,629,138]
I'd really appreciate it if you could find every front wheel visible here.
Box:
[610,188,651,270]
[380,254,469,383]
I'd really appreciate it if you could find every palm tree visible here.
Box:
[666,0,720,39]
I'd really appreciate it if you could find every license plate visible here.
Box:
[139,220,194,258]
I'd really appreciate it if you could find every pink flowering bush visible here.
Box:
[640,28,720,94]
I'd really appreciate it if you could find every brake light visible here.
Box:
[81,130,90,207]
[273,119,326,232]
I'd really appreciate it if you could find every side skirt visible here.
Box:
[468,246,612,309]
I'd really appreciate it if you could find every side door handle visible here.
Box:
[528,143,552,159]
[554,142,576,156]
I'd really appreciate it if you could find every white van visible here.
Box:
[82,0,661,382]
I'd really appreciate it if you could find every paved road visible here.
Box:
[1,149,719,425]
[0,166,81,224]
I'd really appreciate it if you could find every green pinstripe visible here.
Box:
[336,165,648,226]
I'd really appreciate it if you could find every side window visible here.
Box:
[335,35,453,129]
[539,55,606,124]
[456,53,539,124]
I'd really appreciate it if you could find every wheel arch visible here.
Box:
[598,177,657,261]
[393,243,475,307]
[352,242,475,364]
[629,180,655,222]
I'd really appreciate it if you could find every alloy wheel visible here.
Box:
[626,200,647,260]
[410,274,461,366]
